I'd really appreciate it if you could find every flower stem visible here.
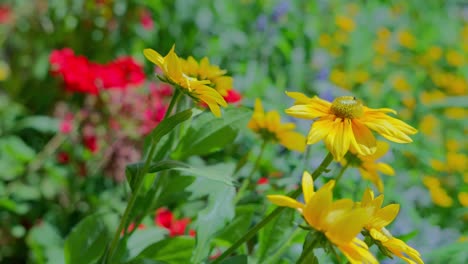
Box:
[105,90,181,263]
[211,152,334,264]
[297,235,320,264]
[234,140,268,203]
[334,162,350,184]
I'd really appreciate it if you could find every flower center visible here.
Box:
[330,96,364,119]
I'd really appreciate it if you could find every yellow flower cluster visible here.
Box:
[143,45,227,117]
[268,172,423,264]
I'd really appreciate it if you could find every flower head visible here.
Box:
[285,92,417,161]
[181,56,233,97]
[344,141,395,192]
[359,188,424,264]
[143,46,227,117]
[268,172,377,264]
[248,99,306,152]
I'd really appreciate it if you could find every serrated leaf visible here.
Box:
[122,227,168,262]
[64,214,109,264]
[188,163,236,263]
[173,107,251,159]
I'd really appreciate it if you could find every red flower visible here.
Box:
[257,177,269,185]
[224,89,242,104]
[83,135,98,153]
[122,223,146,235]
[155,208,196,237]
[56,152,70,164]
[49,48,145,94]
[0,5,12,24]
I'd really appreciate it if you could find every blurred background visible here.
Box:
[0,0,467,263]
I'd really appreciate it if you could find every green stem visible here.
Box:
[334,162,350,184]
[234,140,268,203]
[211,152,334,264]
[296,235,320,264]
[105,90,181,263]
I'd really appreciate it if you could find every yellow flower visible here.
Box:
[248,99,306,152]
[268,172,377,264]
[446,50,464,67]
[180,56,233,96]
[335,15,356,32]
[329,69,349,89]
[344,141,395,192]
[459,192,468,207]
[392,75,411,92]
[359,189,424,264]
[419,114,439,137]
[285,92,418,161]
[143,46,227,117]
[397,30,416,49]
[422,176,453,207]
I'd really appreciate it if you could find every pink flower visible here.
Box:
[59,114,74,134]
[140,9,154,31]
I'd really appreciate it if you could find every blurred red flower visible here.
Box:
[155,208,196,237]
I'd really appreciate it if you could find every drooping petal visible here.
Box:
[362,111,417,143]
[307,116,335,144]
[338,238,378,264]
[279,131,306,152]
[324,118,352,161]
[351,119,377,156]
[267,195,304,209]
[376,162,395,176]
[326,208,370,244]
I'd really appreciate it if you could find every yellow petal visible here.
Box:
[350,119,377,156]
[302,171,314,203]
[279,131,306,152]
[143,49,164,68]
[373,204,400,229]
[307,116,335,144]
[267,195,304,209]
[376,162,395,176]
[324,118,352,161]
[303,185,333,229]
[326,208,370,244]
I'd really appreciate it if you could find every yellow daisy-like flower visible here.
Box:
[285,92,418,161]
[268,172,377,264]
[180,56,233,96]
[248,99,306,152]
[143,46,227,117]
[344,141,395,192]
[422,176,453,207]
[359,188,424,264]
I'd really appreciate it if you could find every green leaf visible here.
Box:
[64,214,109,264]
[216,205,256,244]
[173,107,251,159]
[188,163,236,263]
[256,206,296,262]
[148,109,193,145]
[27,222,64,264]
[125,160,189,192]
[15,116,59,133]
[136,237,195,264]
[118,227,168,262]
[175,163,236,186]
[219,255,248,264]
